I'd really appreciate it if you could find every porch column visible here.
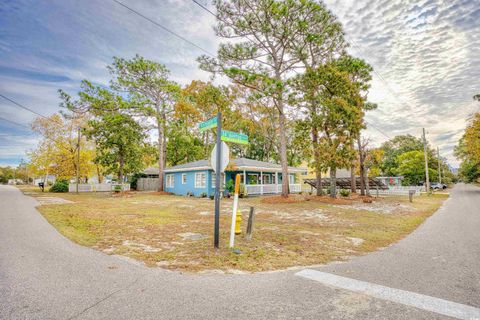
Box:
[275,172,279,193]
[243,170,246,184]
[260,171,263,195]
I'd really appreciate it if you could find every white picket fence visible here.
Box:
[374,185,425,196]
[68,183,130,193]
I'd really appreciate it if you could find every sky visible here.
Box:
[0,0,479,167]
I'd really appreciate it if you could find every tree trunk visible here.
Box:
[330,166,337,198]
[350,141,356,193]
[96,165,103,183]
[278,110,289,197]
[312,126,322,196]
[357,138,365,196]
[365,168,370,196]
[156,103,166,192]
[118,154,125,183]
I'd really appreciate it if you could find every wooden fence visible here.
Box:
[136,178,159,191]
[68,183,130,193]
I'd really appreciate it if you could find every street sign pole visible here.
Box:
[214,112,222,248]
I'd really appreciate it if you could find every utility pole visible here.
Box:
[422,128,430,194]
[76,126,81,194]
[437,146,442,184]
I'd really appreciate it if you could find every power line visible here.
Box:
[112,0,215,57]
[191,0,216,16]
[0,93,47,119]
[190,1,395,141]
[0,115,31,129]
[365,121,391,140]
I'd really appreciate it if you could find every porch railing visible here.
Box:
[245,183,301,195]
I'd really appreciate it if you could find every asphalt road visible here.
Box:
[0,184,479,319]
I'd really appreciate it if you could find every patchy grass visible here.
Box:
[17,186,447,273]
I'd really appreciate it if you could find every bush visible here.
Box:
[130,173,147,190]
[200,192,207,198]
[339,189,350,197]
[49,179,69,193]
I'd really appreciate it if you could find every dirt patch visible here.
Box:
[148,191,174,196]
[307,195,352,205]
[332,201,413,214]
[261,194,307,204]
[36,197,74,205]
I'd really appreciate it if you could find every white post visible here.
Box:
[260,171,263,195]
[229,174,241,248]
[275,172,279,193]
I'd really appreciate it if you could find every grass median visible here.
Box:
[17,185,448,273]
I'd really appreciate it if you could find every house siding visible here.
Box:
[164,170,210,197]
[165,169,298,197]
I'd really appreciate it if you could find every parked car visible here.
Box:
[430,182,447,190]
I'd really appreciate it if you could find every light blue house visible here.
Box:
[144,158,307,197]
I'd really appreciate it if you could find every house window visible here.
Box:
[195,172,206,188]
[247,174,259,185]
[263,174,271,184]
[211,173,225,188]
[166,174,174,188]
[182,174,187,184]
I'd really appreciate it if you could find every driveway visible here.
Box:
[1,184,479,319]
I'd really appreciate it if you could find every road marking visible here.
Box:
[295,269,480,320]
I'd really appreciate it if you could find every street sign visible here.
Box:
[199,117,217,132]
[210,141,230,173]
[221,130,248,145]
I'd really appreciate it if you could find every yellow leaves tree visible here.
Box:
[29,113,96,181]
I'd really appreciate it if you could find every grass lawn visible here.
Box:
[16,185,448,273]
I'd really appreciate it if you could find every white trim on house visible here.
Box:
[164,166,306,173]
[195,172,207,188]
[181,173,187,184]
[164,166,211,173]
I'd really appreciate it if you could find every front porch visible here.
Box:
[245,183,302,195]
[225,170,302,196]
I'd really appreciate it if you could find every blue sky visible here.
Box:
[0,0,479,167]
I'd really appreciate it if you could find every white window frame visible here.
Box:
[195,172,206,188]
[166,174,174,188]
[181,173,187,184]
[211,173,225,188]
[288,174,295,184]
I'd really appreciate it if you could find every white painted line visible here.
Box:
[295,269,480,320]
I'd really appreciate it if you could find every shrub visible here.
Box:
[339,189,350,197]
[225,179,234,192]
[49,179,69,193]
[130,173,147,190]
[200,192,207,198]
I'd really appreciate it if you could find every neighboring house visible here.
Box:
[143,158,307,197]
[7,179,24,185]
[376,176,403,187]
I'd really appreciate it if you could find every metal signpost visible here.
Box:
[197,112,248,249]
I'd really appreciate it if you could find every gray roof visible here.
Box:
[144,158,307,174]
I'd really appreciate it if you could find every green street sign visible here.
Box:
[199,117,217,132]
[221,130,249,145]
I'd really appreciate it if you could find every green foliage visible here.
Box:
[339,189,350,197]
[458,160,480,183]
[455,112,480,183]
[80,83,150,181]
[49,179,69,193]
[380,135,424,176]
[226,179,234,193]
[0,166,15,184]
